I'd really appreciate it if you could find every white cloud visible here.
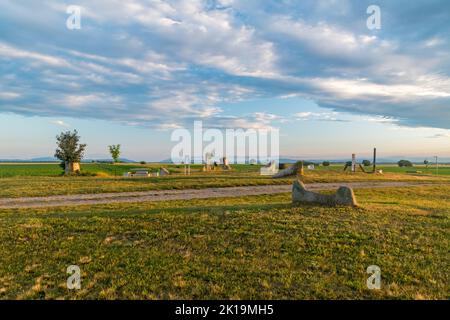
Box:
[0,42,69,67]
[0,92,20,100]
[0,0,449,130]
[50,120,70,127]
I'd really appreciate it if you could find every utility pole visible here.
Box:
[372,148,377,173]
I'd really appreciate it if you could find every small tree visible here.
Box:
[398,160,413,167]
[109,144,121,163]
[55,130,86,174]
[362,160,371,167]
[322,161,330,167]
[424,160,429,168]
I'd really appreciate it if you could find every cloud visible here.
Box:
[0,42,69,67]
[50,120,70,127]
[427,133,450,139]
[0,92,20,100]
[294,111,349,122]
[0,0,449,130]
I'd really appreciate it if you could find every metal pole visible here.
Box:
[373,148,377,173]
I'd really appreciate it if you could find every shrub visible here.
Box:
[140,161,146,165]
[322,161,330,167]
[279,163,291,170]
[398,160,413,167]
[362,160,371,166]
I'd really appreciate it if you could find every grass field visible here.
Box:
[0,163,448,300]
[1,162,450,178]
[0,163,449,198]
[0,163,261,178]
[0,185,448,299]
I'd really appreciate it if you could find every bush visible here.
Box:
[279,163,291,170]
[322,161,330,167]
[301,161,316,166]
[398,160,413,167]
[140,161,146,165]
[362,160,371,166]
[345,161,353,167]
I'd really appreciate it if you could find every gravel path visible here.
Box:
[0,181,438,209]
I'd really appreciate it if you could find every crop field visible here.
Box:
[0,163,262,178]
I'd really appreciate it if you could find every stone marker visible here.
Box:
[222,157,231,170]
[292,180,357,206]
[260,160,278,175]
[273,161,303,178]
[272,165,297,178]
[159,167,170,176]
[65,162,80,175]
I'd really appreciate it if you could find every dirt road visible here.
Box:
[0,181,438,209]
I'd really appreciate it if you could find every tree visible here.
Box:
[322,161,330,167]
[55,130,86,174]
[362,160,371,167]
[398,160,413,167]
[108,144,121,163]
[424,160,429,168]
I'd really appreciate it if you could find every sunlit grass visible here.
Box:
[0,163,448,198]
[0,185,448,299]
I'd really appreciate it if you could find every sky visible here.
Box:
[0,0,449,161]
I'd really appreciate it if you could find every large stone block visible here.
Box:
[292,180,357,207]
[64,162,80,175]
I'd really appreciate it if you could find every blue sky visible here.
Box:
[0,0,449,161]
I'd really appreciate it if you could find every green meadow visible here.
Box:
[0,185,448,299]
[0,163,448,300]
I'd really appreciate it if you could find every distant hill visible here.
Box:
[0,157,137,163]
[86,158,136,163]
[30,157,58,162]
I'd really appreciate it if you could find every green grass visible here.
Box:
[0,185,448,299]
[0,175,295,198]
[317,164,450,175]
[0,163,449,198]
[0,163,262,178]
